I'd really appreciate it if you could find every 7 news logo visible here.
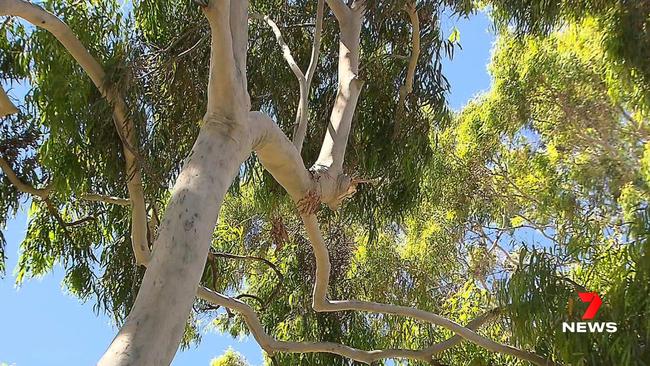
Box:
[562,292,617,333]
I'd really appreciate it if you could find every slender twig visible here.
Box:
[250,4,324,153]
[392,1,420,139]
[80,193,130,206]
[208,250,284,308]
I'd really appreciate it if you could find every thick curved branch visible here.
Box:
[392,1,420,139]
[249,111,314,201]
[300,214,554,366]
[197,286,434,364]
[198,286,503,364]
[0,0,150,265]
[313,1,364,188]
[0,156,51,199]
[247,111,554,365]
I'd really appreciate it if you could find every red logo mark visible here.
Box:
[578,292,602,320]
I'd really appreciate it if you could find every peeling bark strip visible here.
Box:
[2,1,555,365]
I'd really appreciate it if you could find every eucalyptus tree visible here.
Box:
[0,0,647,365]
[0,0,547,364]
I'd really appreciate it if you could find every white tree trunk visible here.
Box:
[99,122,250,365]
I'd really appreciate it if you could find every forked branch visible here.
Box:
[251,0,325,153]
[197,286,501,364]
[243,112,555,365]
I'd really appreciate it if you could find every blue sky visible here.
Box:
[0,10,494,366]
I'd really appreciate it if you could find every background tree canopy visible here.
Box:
[1,0,649,365]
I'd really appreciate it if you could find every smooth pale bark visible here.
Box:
[0,86,18,117]
[249,111,313,201]
[198,286,500,364]
[99,123,250,365]
[300,213,553,365]
[313,6,363,174]
[198,287,432,364]
[309,1,365,209]
[251,0,324,154]
[0,0,150,265]
[393,1,420,138]
[100,1,254,365]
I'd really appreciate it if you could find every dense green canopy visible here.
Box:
[1,0,649,365]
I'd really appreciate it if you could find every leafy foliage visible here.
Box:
[1,0,649,365]
[211,348,251,366]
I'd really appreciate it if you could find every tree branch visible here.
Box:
[313,6,363,172]
[208,250,284,308]
[0,156,51,199]
[300,214,554,365]
[425,308,501,354]
[392,1,420,139]
[325,0,350,19]
[1,156,132,208]
[198,286,505,364]
[246,112,554,365]
[294,0,324,152]
[80,193,130,206]
[199,0,250,124]
[0,85,19,117]
[251,0,324,154]
[1,0,150,265]
[250,12,305,86]
[197,286,434,364]
[309,2,365,208]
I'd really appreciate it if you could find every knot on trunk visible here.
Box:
[308,164,359,210]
